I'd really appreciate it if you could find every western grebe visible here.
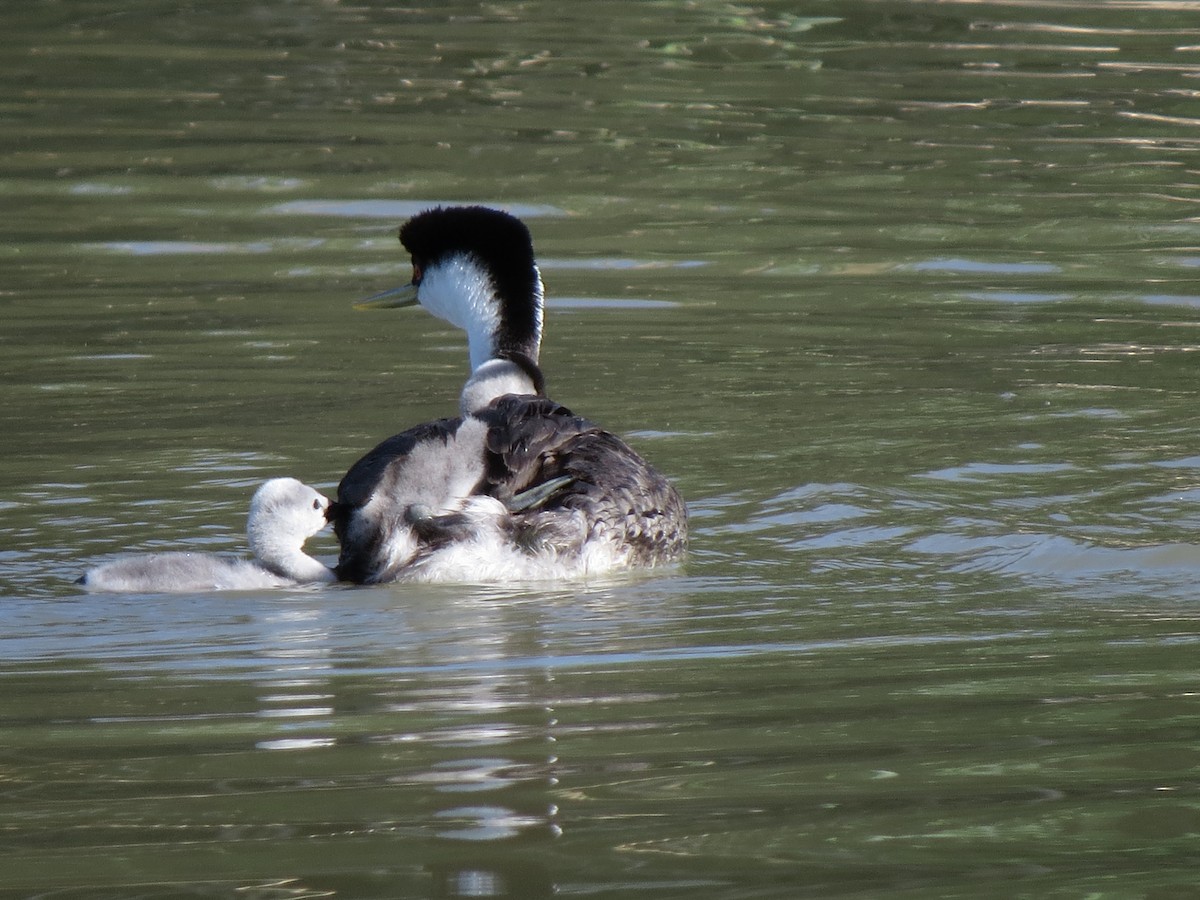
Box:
[78,477,336,592]
[330,205,687,584]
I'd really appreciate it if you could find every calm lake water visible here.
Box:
[5,1,1200,896]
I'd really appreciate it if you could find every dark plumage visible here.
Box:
[478,395,688,566]
[330,393,687,583]
[330,205,687,583]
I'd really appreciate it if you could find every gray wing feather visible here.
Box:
[479,395,687,565]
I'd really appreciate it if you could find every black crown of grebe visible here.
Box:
[330,205,688,584]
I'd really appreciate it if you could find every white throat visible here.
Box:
[418,255,502,371]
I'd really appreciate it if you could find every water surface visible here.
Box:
[4,1,1200,896]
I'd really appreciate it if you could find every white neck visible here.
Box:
[460,358,539,415]
[417,255,502,371]
[269,548,336,582]
[527,263,545,357]
[249,527,335,583]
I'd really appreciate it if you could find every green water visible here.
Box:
[5,1,1200,896]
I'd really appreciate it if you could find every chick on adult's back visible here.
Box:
[330,205,687,584]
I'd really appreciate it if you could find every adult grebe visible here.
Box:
[330,205,687,584]
[79,478,336,592]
